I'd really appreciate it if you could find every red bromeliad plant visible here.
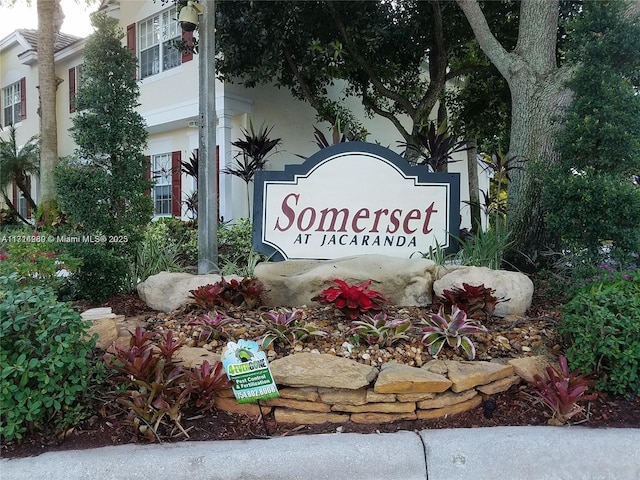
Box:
[439,282,508,318]
[312,279,389,320]
[183,360,233,413]
[530,355,598,425]
[189,276,264,310]
[105,327,232,441]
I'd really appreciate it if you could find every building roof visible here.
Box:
[16,29,83,53]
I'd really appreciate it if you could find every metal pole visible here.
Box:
[198,0,218,274]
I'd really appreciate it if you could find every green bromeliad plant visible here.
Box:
[255,308,328,349]
[349,312,412,347]
[419,305,487,360]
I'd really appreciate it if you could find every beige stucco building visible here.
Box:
[1,0,487,228]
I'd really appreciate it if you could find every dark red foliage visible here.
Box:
[189,277,265,310]
[312,279,389,320]
[439,282,508,317]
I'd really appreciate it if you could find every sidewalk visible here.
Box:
[2,426,639,480]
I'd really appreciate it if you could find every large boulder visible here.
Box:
[254,254,438,307]
[136,272,242,312]
[433,266,533,317]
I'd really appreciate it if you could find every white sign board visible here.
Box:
[253,143,460,260]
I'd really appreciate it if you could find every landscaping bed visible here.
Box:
[3,289,639,460]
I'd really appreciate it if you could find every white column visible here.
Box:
[217,112,234,222]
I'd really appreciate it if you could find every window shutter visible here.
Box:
[12,182,18,209]
[171,151,182,217]
[19,77,26,120]
[127,24,137,79]
[145,155,151,197]
[181,30,193,63]
[69,67,76,113]
[126,24,136,54]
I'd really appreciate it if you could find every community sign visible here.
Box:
[253,142,460,260]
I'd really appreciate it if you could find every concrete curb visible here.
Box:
[421,426,640,480]
[2,427,639,480]
[0,431,427,480]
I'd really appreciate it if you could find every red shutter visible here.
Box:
[181,30,193,63]
[69,67,76,113]
[19,77,26,120]
[171,151,182,217]
[145,155,151,197]
[127,23,137,79]
[126,23,136,54]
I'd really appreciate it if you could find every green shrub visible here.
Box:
[0,274,104,442]
[0,236,80,296]
[64,243,131,301]
[558,265,640,395]
[134,220,183,282]
[148,217,198,267]
[218,218,269,276]
[543,168,640,257]
[218,218,253,265]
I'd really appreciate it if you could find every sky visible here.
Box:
[0,0,97,41]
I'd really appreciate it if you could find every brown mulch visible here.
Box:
[2,291,639,460]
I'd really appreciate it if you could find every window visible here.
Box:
[138,7,181,79]
[2,79,25,126]
[152,153,172,215]
[17,190,28,220]
[12,177,31,220]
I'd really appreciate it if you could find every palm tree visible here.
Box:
[0,125,40,224]
[37,0,65,223]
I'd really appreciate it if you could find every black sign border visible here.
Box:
[253,142,460,261]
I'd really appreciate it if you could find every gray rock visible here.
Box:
[136,272,242,312]
[270,353,378,389]
[433,266,533,317]
[254,254,438,307]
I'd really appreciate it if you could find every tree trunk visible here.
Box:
[455,0,573,269]
[15,173,38,213]
[505,71,572,267]
[465,139,481,234]
[1,192,29,225]
[37,0,64,222]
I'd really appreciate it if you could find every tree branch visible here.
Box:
[455,0,515,81]
[625,1,640,19]
[361,95,411,141]
[283,48,337,126]
[327,1,417,117]
[415,1,448,120]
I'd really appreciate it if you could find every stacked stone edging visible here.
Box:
[211,353,546,425]
[84,309,552,426]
